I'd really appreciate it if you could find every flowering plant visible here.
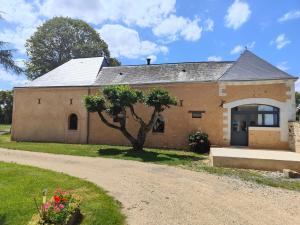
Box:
[29,188,81,225]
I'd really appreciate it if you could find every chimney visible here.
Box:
[146,57,151,65]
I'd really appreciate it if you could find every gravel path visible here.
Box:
[0,148,299,225]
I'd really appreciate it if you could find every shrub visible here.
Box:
[29,188,81,225]
[188,131,211,154]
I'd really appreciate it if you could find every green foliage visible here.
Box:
[29,189,81,225]
[295,92,300,121]
[84,85,177,150]
[145,88,177,112]
[25,17,119,80]
[84,95,106,112]
[0,41,22,74]
[188,131,211,154]
[296,92,300,107]
[0,90,13,124]
[109,58,121,66]
[103,85,143,108]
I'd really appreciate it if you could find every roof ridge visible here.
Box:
[103,61,235,68]
[217,51,244,81]
[218,50,297,81]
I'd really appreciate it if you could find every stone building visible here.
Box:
[12,50,297,150]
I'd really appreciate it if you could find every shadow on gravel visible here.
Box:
[97,147,206,164]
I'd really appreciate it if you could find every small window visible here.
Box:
[153,115,165,133]
[69,113,78,130]
[189,111,204,118]
[38,98,41,104]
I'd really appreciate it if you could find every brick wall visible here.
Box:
[288,122,300,153]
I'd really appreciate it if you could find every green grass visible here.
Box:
[0,124,11,132]
[0,133,204,166]
[0,162,125,225]
[0,134,299,192]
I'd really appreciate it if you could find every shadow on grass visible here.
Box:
[0,214,7,225]
[97,147,206,164]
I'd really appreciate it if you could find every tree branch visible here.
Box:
[118,109,137,144]
[97,111,121,130]
[145,109,159,132]
[129,105,146,125]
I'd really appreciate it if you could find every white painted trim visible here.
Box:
[248,127,281,131]
[223,98,290,142]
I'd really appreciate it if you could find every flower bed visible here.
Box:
[29,188,81,225]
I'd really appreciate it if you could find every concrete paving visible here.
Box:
[211,148,300,172]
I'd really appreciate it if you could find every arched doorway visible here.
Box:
[231,104,279,146]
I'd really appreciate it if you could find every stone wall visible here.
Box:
[288,122,300,153]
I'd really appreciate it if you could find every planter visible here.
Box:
[67,209,82,225]
[29,209,82,225]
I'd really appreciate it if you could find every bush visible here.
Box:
[29,188,81,225]
[188,131,211,154]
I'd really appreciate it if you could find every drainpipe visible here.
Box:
[86,87,91,144]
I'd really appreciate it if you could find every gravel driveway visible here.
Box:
[0,148,299,225]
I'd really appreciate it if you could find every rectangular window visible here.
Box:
[192,112,202,118]
[189,111,204,118]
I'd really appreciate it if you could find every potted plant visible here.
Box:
[28,189,82,225]
[188,131,211,154]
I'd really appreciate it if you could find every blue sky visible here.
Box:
[0,0,300,90]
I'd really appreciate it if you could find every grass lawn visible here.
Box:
[0,133,204,166]
[0,124,11,132]
[0,162,125,225]
[0,134,299,192]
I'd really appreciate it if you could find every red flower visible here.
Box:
[54,195,61,204]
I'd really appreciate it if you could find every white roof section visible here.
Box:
[22,57,105,87]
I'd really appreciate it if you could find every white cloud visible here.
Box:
[207,56,222,61]
[270,34,291,50]
[0,0,42,54]
[247,41,255,49]
[152,15,202,42]
[98,24,168,59]
[204,18,214,31]
[40,0,176,27]
[295,79,300,92]
[225,0,251,30]
[0,68,27,87]
[230,41,255,54]
[276,61,289,71]
[230,45,244,54]
[0,0,201,56]
[0,24,42,54]
[0,0,39,26]
[278,10,300,22]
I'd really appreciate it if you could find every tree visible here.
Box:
[0,90,13,124]
[84,85,177,151]
[295,92,300,121]
[25,17,120,80]
[0,15,22,74]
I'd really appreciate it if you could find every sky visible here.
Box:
[0,0,300,90]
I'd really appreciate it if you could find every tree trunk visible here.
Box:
[132,141,144,151]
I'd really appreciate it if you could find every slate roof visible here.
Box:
[23,57,105,87]
[219,50,296,81]
[18,50,297,88]
[94,62,234,85]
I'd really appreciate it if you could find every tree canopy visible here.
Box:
[0,15,22,74]
[84,85,177,151]
[0,90,13,124]
[25,17,120,80]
